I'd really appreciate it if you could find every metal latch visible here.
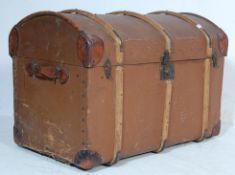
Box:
[212,53,219,68]
[160,51,174,80]
[103,58,112,79]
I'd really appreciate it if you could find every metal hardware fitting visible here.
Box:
[212,53,219,68]
[103,59,112,79]
[26,62,69,84]
[160,51,174,80]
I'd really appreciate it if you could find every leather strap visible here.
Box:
[61,9,124,164]
[26,62,69,84]
[150,11,212,141]
[110,11,173,152]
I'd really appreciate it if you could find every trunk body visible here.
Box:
[9,10,228,170]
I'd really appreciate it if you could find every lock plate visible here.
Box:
[103,59,112,79]
[160,51,174,80]
[212,53,219,68]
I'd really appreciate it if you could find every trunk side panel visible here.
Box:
[86,63,165,162]
[121,63,165,158]
[167,59,204,145]
[14,57,86,163]
[86,67,116,163]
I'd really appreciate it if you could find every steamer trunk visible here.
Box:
[9,10,228,170]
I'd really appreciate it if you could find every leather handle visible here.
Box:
[26,62,69,84]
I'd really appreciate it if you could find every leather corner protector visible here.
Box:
[74,150,102,170]
[9,27,19,57]
[77,31,104,68]
[217,32,228,56]
[13,125,23,145]
[211,120,221,137]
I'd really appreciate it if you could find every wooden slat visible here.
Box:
[157,80,173,152]
[200,58,211,140]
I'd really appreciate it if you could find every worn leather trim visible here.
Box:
[74,150,103,170]
[9,27,19,58]
[61,9,124,165]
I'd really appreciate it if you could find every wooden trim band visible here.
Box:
[62,9,124,164]
[199,58,211,141]
[149,11,212,57]
[110,11,171,52]
[110,11,174,152]
[157,80,173,152]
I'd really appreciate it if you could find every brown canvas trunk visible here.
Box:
[9,10,228,170]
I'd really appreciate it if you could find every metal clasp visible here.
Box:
[212,53,219,68]
[103,58,112,79]
[160,51,174,80]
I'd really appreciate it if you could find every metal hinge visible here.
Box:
[103,58,112,79]
[160,51,174,80]
[212,53,219,68]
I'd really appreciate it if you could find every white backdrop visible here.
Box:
[0,0,235,174]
